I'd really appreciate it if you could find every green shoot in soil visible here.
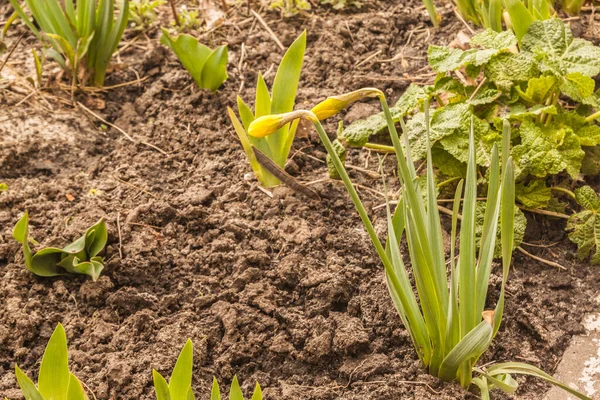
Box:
[9,0,129,86]
[247,91,590,399]
[161,29,228,92]
[13,212,107,281]
[153,339,262,400]
[228,31,306,188]
[15,323,90,400]
[129,0,165,29]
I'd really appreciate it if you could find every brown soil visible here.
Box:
[1,2,599,399]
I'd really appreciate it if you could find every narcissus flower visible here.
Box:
[311,88,384,120]
[248,110,316,138]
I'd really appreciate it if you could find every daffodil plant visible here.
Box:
[15,323,90,400]
[161,30,228,93]
[9,0,129,86]
[228,31,306,188]
[153,339,262,400]
[13,212,107,281]
[247,90,590,400]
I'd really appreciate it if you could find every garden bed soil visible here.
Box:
[1,1,600,399]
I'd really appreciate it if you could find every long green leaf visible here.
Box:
[268,31,306,165]
[505,0,534,41]
[39,323,70,400]
[153,370,172,400]
[250,383,262,400]
[169,339,193,400]
[229,376,243,400]
[201,46,228,92]
[15,366,45,400]
[66,373,89,400]
[210,377,220,400]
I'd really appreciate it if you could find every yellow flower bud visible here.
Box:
[311,88,384,120]
[248,114,285,138]
[248,110,317,138]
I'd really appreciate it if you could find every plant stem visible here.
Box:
[364,142,395,153]
[169,0,181,27]
[550,186,576,201]
[586,109,600,122]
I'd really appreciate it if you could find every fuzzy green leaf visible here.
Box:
[522,19,600,77]
[470,29,518,51]
[484,53,538,91]
[431,145,466,178]
[428,46,497,73]
[560,73,598,106]
[512,120,584,179]
[516,180,552,209]
[394,84,433,116]
[517,75,558,105]
[568,185,600,264]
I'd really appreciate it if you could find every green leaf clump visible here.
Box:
[15,323,90,400]
[338,20,600,263]
[9,0,129,86]
[161,29,228,92]
[12,212,107,281]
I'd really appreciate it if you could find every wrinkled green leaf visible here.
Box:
[568,185,600,264]
[516,180,552,209]
[512,120,584,179]
[327,139,347,179]
[484,53,538,91]
[470,29,518,51]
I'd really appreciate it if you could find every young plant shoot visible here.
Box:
[13,212,107,281]
[228,31,306,188]
[247,90,591,399]
[9,0,129,86]
[15,323,90,400]
[153,339,263,400]
[161,30,228,92]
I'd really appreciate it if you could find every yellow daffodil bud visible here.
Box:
[248,110,316,138]
[311,88,384,120]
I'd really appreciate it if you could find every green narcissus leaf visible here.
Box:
[39,324,70,400]
[470,29,518,51]
[15,365,45,400]
[512,120,584,180]
[516,75,558,105]
[229,376,244,400]
[476,202,526,257]
[560,73,598,106]
[484,53,538,91]
[160,29,228,92]
[250,383,262,400]
[169,339,193,400]
[327,139,347,179]
[66,373,90,400]
[153,370,172,400]
[522,19,600,78]
[568,185,600,264]
[211,377,221,400]
[516,180,552,209]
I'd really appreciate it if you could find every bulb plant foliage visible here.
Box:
[228,31,306,188]
[338,19,600,264]
[13,212,107,281]
[9,0,129,86]
[15,323,90,400]
[161,29,228,92]
[153,339,262,400]
[247,89,590,399]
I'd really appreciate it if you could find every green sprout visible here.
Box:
[129,0,165,29]
[15,323,90,400]
[248,91,591,399]
[0,183,7,192]
[160,29,228,92]
[9,0,129,87]
[153,339,262,400]
[12,212,107,281]
[176,6,201,31]
[228,31,306,188]
[269,0,311,17]
[320,0,362,9]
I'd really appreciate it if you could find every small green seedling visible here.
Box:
[269,0,311,16]
[210,376,262,400]
[129,0,165,29]
[13,212,107,281]
[153,339,262,400]
[15,323,89,400]
[228,31,306,188]
[9,0,129,86]
[161,29,228,92]
[0,183,7,192]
